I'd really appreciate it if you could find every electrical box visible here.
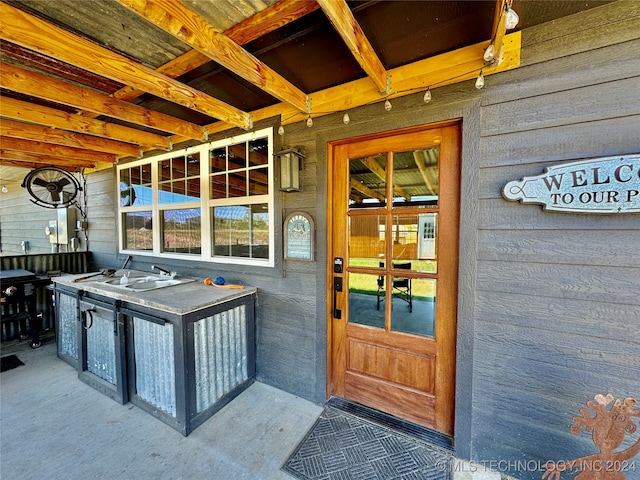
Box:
[46,208,77,245]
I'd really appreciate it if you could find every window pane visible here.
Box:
[228,171,247,198]
[210,174,226,199]
[391,278,436,338]
[212,204,269,259]
[210,147,226,174]
[162,209,201,254]
[249,138,268,166]
[123,212,153,251]
[159,155,200,204]
[228,143,246,170]
[349,154,386,209]
[392,147,439,207]
[249,167,268,196]
[348,272,385,329]
[349,215,385,268]
[120,164,152,207]
[390,213,437,273]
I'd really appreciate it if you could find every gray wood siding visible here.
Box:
[471,1,640,477]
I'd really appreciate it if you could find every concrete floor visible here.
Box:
[0,333,323,480]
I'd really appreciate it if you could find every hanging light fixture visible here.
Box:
[384,99,392,111]
[505,4,519,30]
[483,44,496,62]
[275,148,305,192]
[475,69,485,89]
[423,88,432,103]
[343,112,350,125]
[306,116,313,127]
[278,125,285,136]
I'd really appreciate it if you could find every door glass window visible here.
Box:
[392,147,439,207]
[391,213,437,273]
[348,155,387,208]
[348,215,386,268]
[391,278,436,337]
[348,272,385,329]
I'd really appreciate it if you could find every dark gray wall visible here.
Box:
[468,2,640,478]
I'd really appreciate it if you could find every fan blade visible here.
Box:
[55,178,71,189]
[50,190,61,202]
[33,178,49,188]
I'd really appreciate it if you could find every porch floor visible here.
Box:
[0,333,323,480]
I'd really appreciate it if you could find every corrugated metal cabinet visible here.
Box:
[54,282,256,436]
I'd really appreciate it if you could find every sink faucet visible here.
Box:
[151,265,176,278]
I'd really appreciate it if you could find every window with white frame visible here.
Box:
[118,128,274,266]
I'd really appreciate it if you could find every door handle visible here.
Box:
[81,306,96,330]
[333,277,342,319]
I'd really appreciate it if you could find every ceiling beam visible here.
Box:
[0,97,171,151]
[0,62,206,141]
[0,2,253,130]
[115,0,309,113]
[317,0,389,93]
[1,119,141,158]
[109,0,320,104]
[412,150,437,196]
[0,137,116,164]
[0,150,98,170]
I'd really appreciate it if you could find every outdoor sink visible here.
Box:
[100,275,195,291]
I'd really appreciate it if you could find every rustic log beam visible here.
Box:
[0,97,171,151]
[0,2,252,130]
[317,0,389,93]
[0,119,141,158]
[115,0,309,113]
[0,62,206,141]
[0,136,116,164]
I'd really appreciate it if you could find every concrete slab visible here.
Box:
[1,334,323,480]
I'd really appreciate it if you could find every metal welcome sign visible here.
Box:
[502,154,640,214]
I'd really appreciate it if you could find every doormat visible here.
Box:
[1,355,24,372]
[281,406,453,480]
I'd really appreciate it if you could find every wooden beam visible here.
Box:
[317,0,389,93]
[115,0,309,113]
[0,2,252,130]
[0,97,171,151]
[0,62,206,141]
[109,0,320,104]
[0,119,141,158]
[0,136,116,164]
[0,150,98,169]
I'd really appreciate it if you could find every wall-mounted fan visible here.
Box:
[21,166,82,209]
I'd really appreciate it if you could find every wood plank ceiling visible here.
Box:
[0,0,615,185]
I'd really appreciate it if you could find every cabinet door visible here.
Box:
[79,297,127,404]
[55,289,79,368]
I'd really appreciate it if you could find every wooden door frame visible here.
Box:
[326,120,461,434]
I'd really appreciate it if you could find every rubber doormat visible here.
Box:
[281,407,453,480]
[1,355,24,372]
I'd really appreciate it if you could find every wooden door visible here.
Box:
[328,122,460,435]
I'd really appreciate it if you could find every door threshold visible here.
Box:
[326,396,454,452]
